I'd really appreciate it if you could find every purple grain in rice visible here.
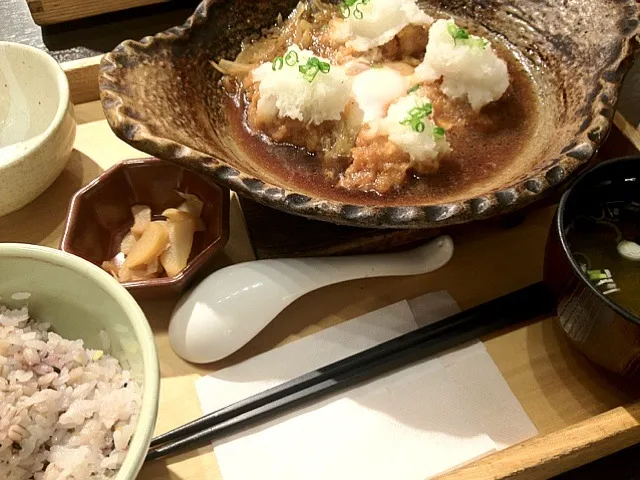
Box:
[0,301,141,479]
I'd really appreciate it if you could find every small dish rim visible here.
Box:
[0,242,160,479]
[0,41,71,169]
[60,157,231,293]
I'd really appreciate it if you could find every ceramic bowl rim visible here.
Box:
[555,155,640,328]
[0,41,71,170]
[60,157,231,292]
[0,243,160,479]
[99,0,640,229]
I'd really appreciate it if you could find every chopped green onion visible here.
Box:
[407,84,420,94]
[339,0,370,19]
[588,269,609,281]
[284,50,299,66]
[447,23,470,43]
[410,105,432,117]
[433,126,446,138]
[447,22,489,49]
[272,56,284,71]
[400,102,434,133]
[299,57,331,83]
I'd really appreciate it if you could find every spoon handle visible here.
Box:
[273,235,454,292]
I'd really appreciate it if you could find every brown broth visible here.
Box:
[223,15,540,204]
[566,201,640,319]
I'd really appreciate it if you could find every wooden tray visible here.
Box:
[26,0,168,25]
[37,55,640,479]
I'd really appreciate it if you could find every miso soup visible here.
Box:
[565,200,640,318]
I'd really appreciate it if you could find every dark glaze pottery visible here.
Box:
[60,158,230,299]
[544,156,640,377]
[99,0,639,228]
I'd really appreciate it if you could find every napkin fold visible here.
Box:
[195,291,537,480]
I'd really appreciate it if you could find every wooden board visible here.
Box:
[4,96,640,480]
[41,59,640,479]
[2,0,202,67]
[64,56,102,105]
[26,0,168,25]
[435,402,640,480]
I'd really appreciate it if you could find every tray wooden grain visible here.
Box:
[51,56,640,479]
[26,0,168,25]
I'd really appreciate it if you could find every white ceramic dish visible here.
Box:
[0,42,76,217]
[0,244,160,479]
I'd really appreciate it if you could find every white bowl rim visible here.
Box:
[0,42,71,170]
[0,243,160,479]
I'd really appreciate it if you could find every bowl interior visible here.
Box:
[63,159,229,276]
[0,42,65,150]
[558,156,640,325]
[0,244,159,480]
[100,0,639,227]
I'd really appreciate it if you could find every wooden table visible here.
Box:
[2,99,640,479]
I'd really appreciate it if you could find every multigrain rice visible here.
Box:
[0,301,141,479]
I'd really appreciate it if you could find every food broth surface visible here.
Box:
[216,1,541,203]
[566,200,640,318]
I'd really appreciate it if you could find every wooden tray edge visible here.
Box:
[27,0,167,26]
[63,55,102,105]
[435,402,640,480]
[614,111,640,151]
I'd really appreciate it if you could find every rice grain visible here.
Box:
[0,302,141,479]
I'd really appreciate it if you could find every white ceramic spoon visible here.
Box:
[169,235,455,364]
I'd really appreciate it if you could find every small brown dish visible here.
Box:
[60,158,230,299]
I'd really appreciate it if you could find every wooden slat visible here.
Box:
[26,0,167,25]
[435,402,640,480]
[614,111,640,152]
[63,55,102,105]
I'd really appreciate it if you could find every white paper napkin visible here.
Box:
[195,291,538,480]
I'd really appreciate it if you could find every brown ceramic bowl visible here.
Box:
[544,156,640,377]
[60,158,230,299]
[99,0,639,229]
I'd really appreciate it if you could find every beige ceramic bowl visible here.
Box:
[0,42,76,217]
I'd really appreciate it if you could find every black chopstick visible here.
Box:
[146,281,553,462]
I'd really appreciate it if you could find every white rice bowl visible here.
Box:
[0,302,141,479]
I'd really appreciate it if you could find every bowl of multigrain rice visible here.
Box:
[0,243,159,479]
